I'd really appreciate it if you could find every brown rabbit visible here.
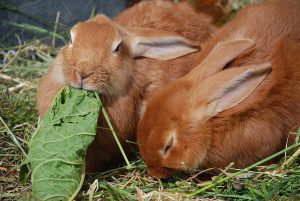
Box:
[137,0,300,178]
[37,0,215,172]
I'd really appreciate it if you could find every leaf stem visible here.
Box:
[101,107,132,169]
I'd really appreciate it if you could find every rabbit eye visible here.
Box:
[113,42,121,53]
[163,135,174,154]
[164,144,171,154]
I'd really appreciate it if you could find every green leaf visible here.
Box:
[20,87,101,201]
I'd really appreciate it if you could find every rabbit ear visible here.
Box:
[193,63,272,118]
[70,23,83,45]
[126,28,199,60]
[187,39,255,82]
[88,14,111,24]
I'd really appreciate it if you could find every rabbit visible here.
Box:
[137,0,300,178]
[36,0,216,172]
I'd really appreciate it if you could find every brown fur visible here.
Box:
[131,0,227,23]
[36,0,215,172]
[192,0,227,23]
[137,0,300,178]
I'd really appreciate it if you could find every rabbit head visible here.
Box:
[59,15,198,95]
[137,39,272,178]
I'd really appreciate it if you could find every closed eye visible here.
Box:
[114,43,121,52]
[163,135,174,154]
[113,41,122,53]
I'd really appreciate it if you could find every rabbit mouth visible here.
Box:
[68,82,94,91]
[147,166,173,179]
[66,70,130,95]
[69,80,124,95]
[82,83,97,91]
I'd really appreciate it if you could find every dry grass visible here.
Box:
[1,0,299,200]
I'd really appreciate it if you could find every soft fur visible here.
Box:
[37,0,215,172]
[137,0,300,178]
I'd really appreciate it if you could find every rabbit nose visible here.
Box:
[75,70,93,86]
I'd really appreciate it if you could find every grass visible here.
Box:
[0,40,49,200]
[1,0,299,200]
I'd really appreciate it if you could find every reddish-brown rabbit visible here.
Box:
[37,0,215,172]
[137,0,300,178]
